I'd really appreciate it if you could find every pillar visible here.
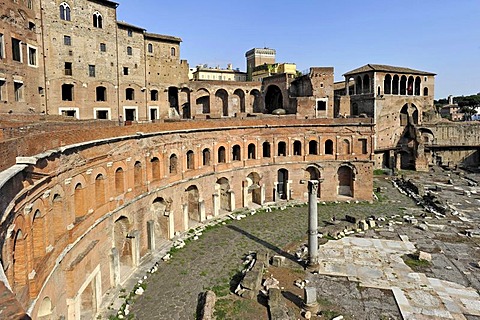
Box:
[308,180,319,267]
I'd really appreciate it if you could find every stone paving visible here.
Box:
[313,237,480,320]
[101,168,480,320]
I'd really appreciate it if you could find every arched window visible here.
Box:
[342,139,350,154]
[95,174,105,206]
[126,88,134,100]
[218,146,226,163]
[248,143,256,159]
[32,210,45,259]
[170,47,176,56]
[325,139,334,155]
[147,43,153,53]
[186,150,194,169]
[355,76,362,94]
[400,75,407,95]
[115,168,124,194]
[363,74,370,93]
[423,87,429,96]
[384,74,392,94]
[232,145,241,161]
[60,2,71,21]
[293,141,302,156]
[407,76,414,95]
[202,149,211,166]
[93,11,103,28]
[127,46,133,56]
[277,141,287,156]
[169,154,178,174]
[414,77,421,96]
[134,161,142,187]
[263,142,271,158]
[96,86,106,101]
[74,183,85,219]
[308,140,318,155]
[151,157,160,181]
[392,75,399,95]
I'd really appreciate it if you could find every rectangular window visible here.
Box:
[64,62,72,76]
[12,38,22,62]
[96,110,109,119]
[127,46,132,55]
[359,139,368,154]
[99,43,106,52]
[127,29,133,37]
[316,100,326,111]
[14,81,23,101]
[123,67,128,75]
[27,0,33,9]
[0,33,4,58]
[64,35,71,46]
[28,46,37,66]
[89,64,95,77]
[0,80,6,101]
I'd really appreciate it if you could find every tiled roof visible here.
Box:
[343,64,436,76]
[144,32,182,43]
[117,21,145,31]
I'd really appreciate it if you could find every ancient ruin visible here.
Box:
[1,0,480,319]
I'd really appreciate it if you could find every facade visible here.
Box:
[252,62,297,82]
[191,64,247,82]
[335,64,436,170]
[245,47,276,81]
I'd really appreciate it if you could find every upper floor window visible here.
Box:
[99,43,106,52]
[14,81,24,102]
[127,46,132,56]
[93,12,103,28]
[12,38,22,62]
[147,43,153,53]
[60,2,71,21]
[127,29,133,37]
[64,35,71,46]
[88,64,95,77]
[28,45,37,66]
[27,0,33,9]
[170,47,176,56]
[0,34,4,59]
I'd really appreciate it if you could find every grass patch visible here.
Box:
[402,253,432,272]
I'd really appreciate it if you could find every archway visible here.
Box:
[114,216,133,276]
[337,166,353,197]
[265,85,283,113]
[246,172,262,206]
[216,178,231,211]
[180,88,191,119]
[233,89,245,114]
[150,197,169,242]
[250,89,262,113]
[168,87,179,114]
[186,185,200,227]
[215,89,229,116]
[196,88,210,114]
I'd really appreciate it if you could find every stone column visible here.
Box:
[308,180,319,267]
[147,220,155,251]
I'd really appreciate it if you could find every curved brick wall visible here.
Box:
[0,117,374,319]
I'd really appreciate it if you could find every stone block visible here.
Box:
[271,255,286,267]
[419,251,432,262]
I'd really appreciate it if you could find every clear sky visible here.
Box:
[117,0,480,99]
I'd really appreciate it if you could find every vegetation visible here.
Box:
[435,94,480,120]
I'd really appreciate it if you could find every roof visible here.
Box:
[144,32,182,43]
[116,21,145,31]
[343,64,436,77]
[88,0,118,8]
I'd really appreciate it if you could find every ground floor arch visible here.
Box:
[245,172,262,207]
[337,166,354,197]
[186,185,200,228]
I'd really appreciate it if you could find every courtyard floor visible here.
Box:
[100,167,480,320]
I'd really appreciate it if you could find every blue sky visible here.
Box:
[117,0,480,99]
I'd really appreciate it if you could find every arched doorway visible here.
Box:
[277,169,288,200]
[186,185,200,227]
[265,85,283,113]
[337,166,353,197]
[216,178,231,212]
[151,197,169,243]
[168,87,179,115]
[114,216,133,281]
[246,172,262,206]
